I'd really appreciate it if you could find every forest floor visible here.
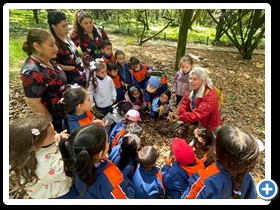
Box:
[8,33,266,198]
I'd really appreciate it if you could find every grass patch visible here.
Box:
[9,38,26,69]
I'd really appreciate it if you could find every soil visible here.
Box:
[8,33,266,198]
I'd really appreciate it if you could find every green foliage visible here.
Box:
[125,37,137,45]
[9,39,26,70]
[230,95,238,103]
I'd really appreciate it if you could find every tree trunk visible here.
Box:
[175,9,193,71]
[33,9,39,24]
[213,9,226,45]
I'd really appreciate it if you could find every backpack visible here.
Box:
[147,69,167,85]
[213,85,224,105]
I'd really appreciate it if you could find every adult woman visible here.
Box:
[21,28,67,132]
[48,11,86,87]
[178,66,221,134]
[70,10,109,60]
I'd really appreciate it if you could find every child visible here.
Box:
[108,133,141,179]
[103,101,133,134]
[181,124,260,199]
[131,146,165,199]
[190,127,216,167]
[129,56,153,90]
[124,85,147,112]
[81,52,94,82]
[59,124,135,199]
[62,84,106,134]
[150,90,171,119]
[115,50,133,87]
[9,116,77,199]
[144,76,169,111]
[172,54,193,106]
[100,39,116,64]
[108,109,142,152]
[87,58,117,116]
[107,61,126,102]
[162,138,204,199]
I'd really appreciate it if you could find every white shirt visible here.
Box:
[24,141,72,199]
[88,75,117,108]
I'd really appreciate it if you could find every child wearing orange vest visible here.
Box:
[162,138,204,199]
[62,84,107,134]
[59,124,135,198]
[129,57,153,90]
[107,61,126,102]
[100,39,116,64]
[131,146,165,198]
[108,109,142,153]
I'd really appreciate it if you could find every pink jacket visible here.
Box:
[178,87,221,131]
[124,92,147,112]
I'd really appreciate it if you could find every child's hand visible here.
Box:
[102,119,109,127]
[55,129,69,142]
[93,119,108,127]
[121,81,125,86]
[147,69,153,73]
[112,99,116,103]
[147,102,151,111]
[159,105,166,116]
[129,69,133,74]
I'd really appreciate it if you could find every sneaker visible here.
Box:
[177,120,184,125]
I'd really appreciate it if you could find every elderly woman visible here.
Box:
[48,11,86,87]
[178,66,221,134]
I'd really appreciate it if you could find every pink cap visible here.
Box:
[125,109,141,122]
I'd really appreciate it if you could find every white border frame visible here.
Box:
[3,3,271,205]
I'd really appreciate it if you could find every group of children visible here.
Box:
[80,39,176,120]
[9,116,260,199]
[11,32,262,199]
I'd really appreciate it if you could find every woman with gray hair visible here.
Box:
[178,66,221,133]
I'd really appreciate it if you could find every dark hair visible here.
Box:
[86,58,107,90]
[128,57,140,68]
[193,128,216,166]
[22,29,53,56]
[138,146,158,170]
[63,85,87,115]
[161,90,171,100]
[72,10,93,39]
[216,124,259,199]
[109,101,133,117]
[9,116,51,195]
[47,11,67,47]
[114,49,125,59]
[118,135,138,174]
[59,124,107,190]
[107,61,119,72]
[47,11,67,27]
[127,85,143,104]
[100,39,112,50]
[82,52,94,68]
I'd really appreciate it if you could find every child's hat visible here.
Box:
[147,76,160,93]
[125,109,141,122]
[172,138,195,166]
